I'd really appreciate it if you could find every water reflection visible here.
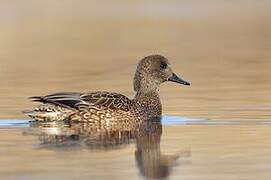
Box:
[23,118,190,179]
[135,119,179,179]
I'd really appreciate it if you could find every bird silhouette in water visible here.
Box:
[23,117,191,179]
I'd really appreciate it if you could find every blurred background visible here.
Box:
[0,0,271,120]
[1,1,271,180]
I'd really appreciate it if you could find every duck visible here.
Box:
[23,54,190,122]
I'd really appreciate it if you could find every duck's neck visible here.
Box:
[133,88,162,118]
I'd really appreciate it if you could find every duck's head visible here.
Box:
[134,54,190,92]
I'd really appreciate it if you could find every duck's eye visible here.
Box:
[160,62,167,69]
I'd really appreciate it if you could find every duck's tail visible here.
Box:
[22,104,75,122]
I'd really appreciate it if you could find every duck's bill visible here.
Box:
[168,73,190,86]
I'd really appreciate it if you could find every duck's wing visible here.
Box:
[80,91,132,111]
[30,92,82,109]
[30,91,132,111]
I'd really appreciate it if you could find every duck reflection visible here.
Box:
[23,117,190,179]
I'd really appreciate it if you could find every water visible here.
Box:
[2,118,271,180]
[1,0,271,179]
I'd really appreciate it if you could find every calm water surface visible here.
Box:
[1,118,271,180]
[1,0,271,179]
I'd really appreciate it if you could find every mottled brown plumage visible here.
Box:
[23,54,190,122]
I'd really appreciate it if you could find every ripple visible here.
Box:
[1,116,271,128]
[0,119,29,128]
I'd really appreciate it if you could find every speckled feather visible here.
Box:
[24,55,190,122]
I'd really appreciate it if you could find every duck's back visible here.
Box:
[24,91,134,122]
